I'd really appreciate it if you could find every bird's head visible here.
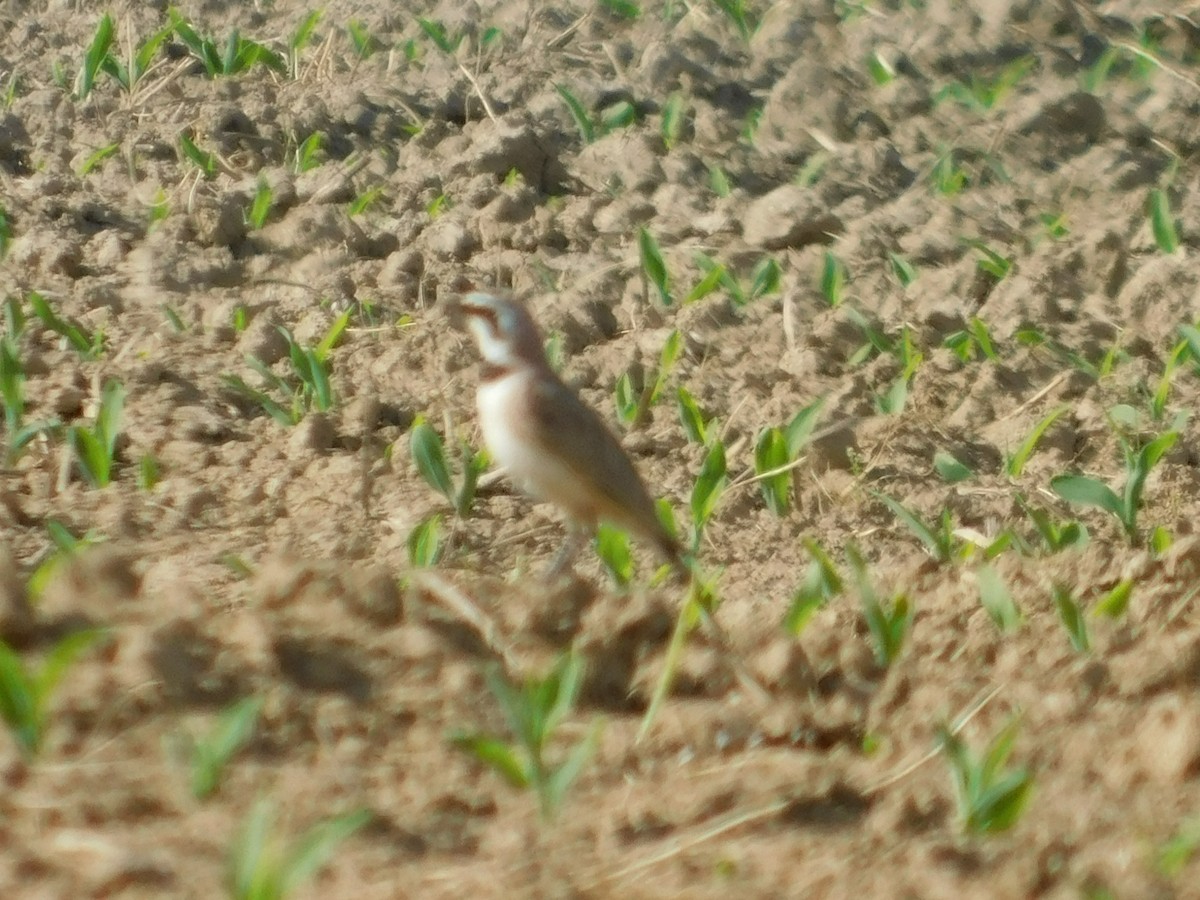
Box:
[453,291,547,371]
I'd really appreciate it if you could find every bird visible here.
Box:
[451,289,687,577]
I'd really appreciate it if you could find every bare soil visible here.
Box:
[3,1,1200,897]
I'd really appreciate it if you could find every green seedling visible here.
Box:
[638,227,671,306]
[190,696,263,800]
[223,317,346,426]
[639,569,721,740]
[975,564,1020,632]
[287,10,322,78]
[138,453,161,491]
[0,629,107,758]
[754,427,790,515]
[872,492,958,564]
[0,205,10,258]
[1148,189,1180,254]
[1053,583,1089,652]
[595,524,634,587]
[170,11,286,78]
[161,304,186,334]
[888,252,917,287]
[848,543,911,667]
[874,329,922,415]
[820,250,847,307]
[1093,579,1133,619]
[1039,212,1069,240]
[291,133,322,173]
[346,20,381,60]
[418,17,463,54]
[1018,499,1088,554]
[938,716,1033,834]
[600,0,641,16]
[931,150,967,196]
[711,0,758,41]
[741,105,763,144]
[661,91,685,149]
[148,189,170,228]
[944,317,998,362]
[75,13,115,100]
[88,16,173,96]
[1158,816,1200,878]
[407,514,442,567]
[614,330,682,428]
[968,240,1012,281]
[425,193,450,218]
[936,56,1033,114]
[867,50,895,85]
[409,419,486,518]
[228,799,369,900]
[78,141,120,176]
[179,133,218,179]
[1050,429,1178,540]
[1151,339,1188,421]
[1,331,60,464]
[1151,526,1173,556]
[452,649,602,821]
[708,164,732,197]
[347,185,384,217]
[843,306,895,366]
[751,398,825,515]
[688,253,780,307]
[676,386,713,444]
[1081,45,1123,93]
[689,440,727,553]
[246,177,273,229]
[933,450,974,483]
[28,291,104,358]
[1015,327,1122,381]
[784,538,842,634]
[27,521,105,602]
[1004,406,1066,478]
[68,380,125,488]
[554,85,638,144]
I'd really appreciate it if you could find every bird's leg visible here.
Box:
[543,525,589,580]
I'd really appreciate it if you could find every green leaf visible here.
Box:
[451,733,529,787]
[874,492,951,562]
[278,808,371,896]
[754,427,791,515]
[638,227,671,306]
[78,141,120,176]
[748,257,782,302]
[689,440,727,541]
[555,84,594,144]
[933,450,974,483]
[1005,406,1066,477]
[410,421,455,503]
[660,90,684,148]
[784,397,825,457]
[976,564,1020,632]
[1094,579,1133,618]
[676,387,707,444]
[820,250,846,307]
[191,696,263,799]
[1053,583,1089,652]
[407,514,442,568]
[78,14,115,100]
[1148,189,1179,254]
[1050,475,1124,521]
[595,524,634,587]
[888,252,917,287]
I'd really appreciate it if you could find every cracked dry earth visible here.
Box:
[4,0,1200,897]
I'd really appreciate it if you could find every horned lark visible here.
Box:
[453,290,686,575]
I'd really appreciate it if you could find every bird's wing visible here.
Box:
[526,375,661,526]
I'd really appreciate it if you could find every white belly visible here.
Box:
[477,373,580,509]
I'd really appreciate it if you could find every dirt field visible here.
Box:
[3,0,1200,897]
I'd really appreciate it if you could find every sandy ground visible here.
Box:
[3,0,1200,897]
